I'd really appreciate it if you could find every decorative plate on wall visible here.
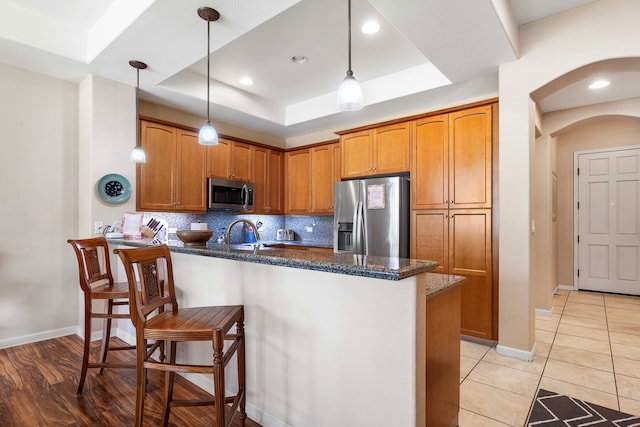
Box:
[96,173,131,204]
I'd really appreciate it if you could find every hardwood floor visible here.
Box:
[0,334,261,426]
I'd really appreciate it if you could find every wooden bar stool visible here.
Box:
[115,244,246,427]
[67,236,137,394]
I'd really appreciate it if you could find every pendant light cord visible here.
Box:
[206,20,211,122]
[135,67,140,147]
[347,0,352,74]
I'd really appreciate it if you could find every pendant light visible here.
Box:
[129,60,147,163]
[336,0,363,111]
[197,7,220,146]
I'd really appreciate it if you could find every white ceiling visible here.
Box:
[0,0,634,141]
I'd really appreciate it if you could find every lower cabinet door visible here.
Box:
[412,208,494,340]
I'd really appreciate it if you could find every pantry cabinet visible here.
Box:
[207,138,252,182]
[410,102,496,341]
[137,120,207,213]
[253,146,283,214]
[340,122,410,179]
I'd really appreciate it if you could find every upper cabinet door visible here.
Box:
[267,150,283,213]
[138,121,177,211]
[340,130,372,179]
[252,146,268,213]
[285,149,312,214]
[231,142,252,182]
[207,139,232,179]
[311,145,334,213]
[175,130,207,212]
[373,122,410,176]
[412,115,449,210]
[449,105,492,209]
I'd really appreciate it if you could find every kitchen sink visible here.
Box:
[229,243,274,252]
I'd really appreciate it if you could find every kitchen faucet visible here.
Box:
[224,219,260,246]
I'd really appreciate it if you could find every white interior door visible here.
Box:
[577,148,640,295]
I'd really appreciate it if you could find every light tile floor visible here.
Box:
[459,289,640,426]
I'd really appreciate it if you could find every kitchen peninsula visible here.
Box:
[108,239,463,427]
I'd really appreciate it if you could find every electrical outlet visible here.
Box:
[94,221,104,234]
[305,226,313,233]
[168,227,177,234]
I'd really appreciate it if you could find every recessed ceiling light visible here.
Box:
[239,76,253,86]
[361,21,380,34]
[589,79,610,89]
[291,55,308,64]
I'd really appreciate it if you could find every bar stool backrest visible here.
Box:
[116,245,178,328]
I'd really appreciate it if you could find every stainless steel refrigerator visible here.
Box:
[333,176,410,257]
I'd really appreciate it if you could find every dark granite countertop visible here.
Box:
[424,273,466,299]
[107,238,437,281]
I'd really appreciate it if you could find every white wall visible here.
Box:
[0,63,79,346]
[498,0,640,356]
[0,69,141,347]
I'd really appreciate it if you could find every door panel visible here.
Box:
[412,115,448,209]
[138,121,176,211]
[578,148,640,295]
[175,130,206,212]
[374,122,410,175]
[449,209,492,339]
[449,106,492,209]
[411,210,448,274]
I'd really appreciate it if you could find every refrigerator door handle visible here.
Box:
[354,201,366,255]
[353,201,360,254]
[359,201,367,255]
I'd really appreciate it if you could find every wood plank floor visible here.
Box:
[0,335,262,427]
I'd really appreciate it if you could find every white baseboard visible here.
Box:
[496,342,537,362]
[0,326,77,349]
[115,327,136,345]
[558,284,575,291]
[535,308,553,317]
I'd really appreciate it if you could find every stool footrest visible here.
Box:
[88,362,136,369]
[144,361,213,374]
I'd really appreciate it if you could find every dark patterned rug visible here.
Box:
[527,389,640,426]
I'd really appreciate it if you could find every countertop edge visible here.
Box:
[107,238,438,281]
[424,273,466,300]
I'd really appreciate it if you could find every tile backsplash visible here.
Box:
[143,212,333,246]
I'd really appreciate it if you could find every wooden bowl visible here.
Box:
[175,230,213,247]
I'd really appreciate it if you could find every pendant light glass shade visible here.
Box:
[337,71,363,111]
[130,145,147,163]
[336,0,363,111]
[198,7,220,146]
[199,120,218,145]
[129,60,147,163]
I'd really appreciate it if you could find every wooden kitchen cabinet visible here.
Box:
[207,138,252,182]
[311,142,340,213]
[340,122,410,179]
[285,142,340,214]
[412,105,492,210]
[137,120,207,213]
[252,146,283,214]
[412,209,493,340]
[411,102,496,340]
[285,148,312,214]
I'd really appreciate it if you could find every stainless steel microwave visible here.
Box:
[207,178,254,210]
